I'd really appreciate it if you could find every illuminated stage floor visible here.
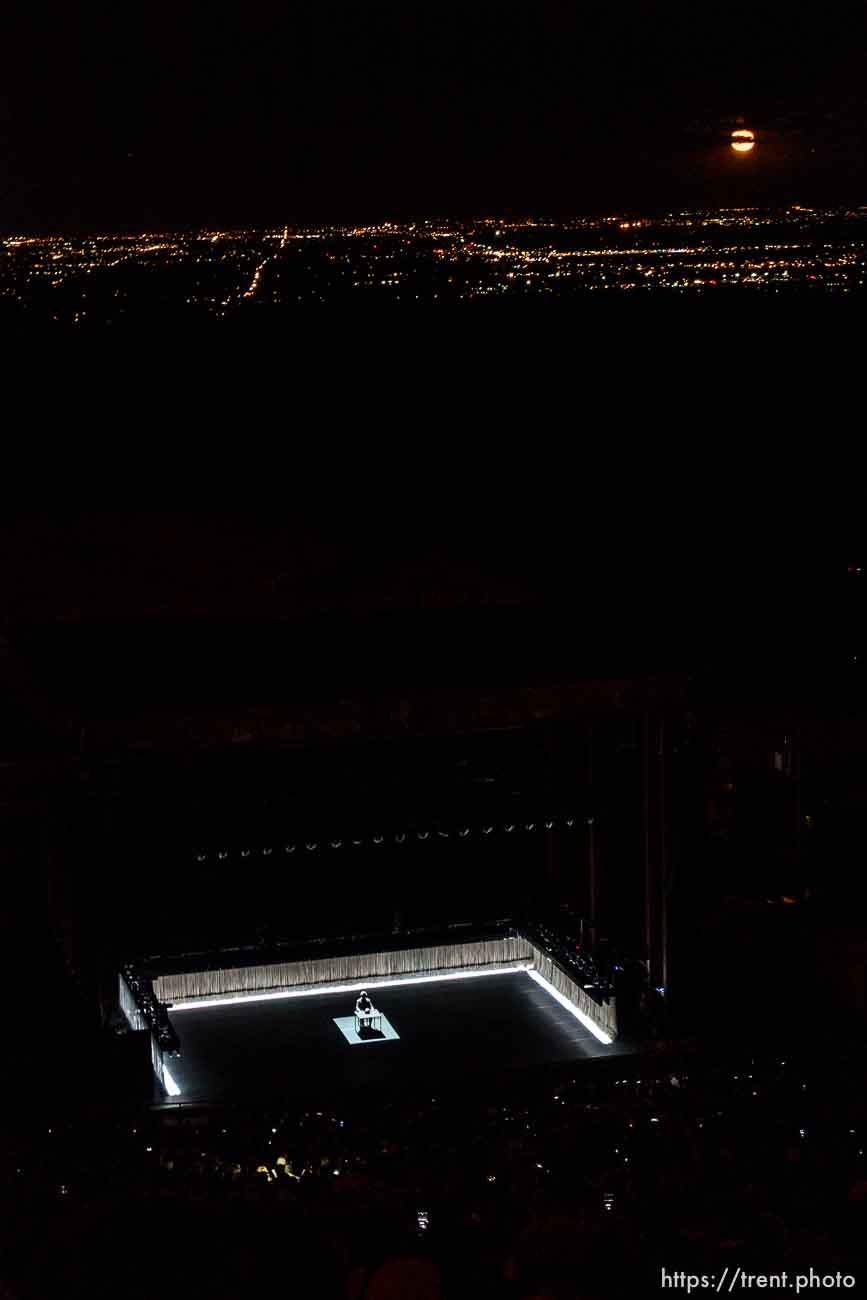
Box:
[165,971,630,1104]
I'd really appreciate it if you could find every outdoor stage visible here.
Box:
[163,970,630,1105]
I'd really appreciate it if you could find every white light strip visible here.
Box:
[168,963,534,1012]
[162,1064,181,1096]
[527,968,613,1044]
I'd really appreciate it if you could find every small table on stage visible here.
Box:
[355,1008,382,1034]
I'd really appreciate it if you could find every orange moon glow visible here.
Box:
[731,128,755,153]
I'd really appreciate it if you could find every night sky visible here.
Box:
[5,2,867,232]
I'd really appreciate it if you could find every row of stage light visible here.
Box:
[195,815,595,863]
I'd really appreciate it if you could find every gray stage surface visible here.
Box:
[164,971,629,1104]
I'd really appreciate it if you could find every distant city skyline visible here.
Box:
[3,205,865,326]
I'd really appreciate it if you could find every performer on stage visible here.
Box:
[355,990,373,1024]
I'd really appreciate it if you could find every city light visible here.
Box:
[2,205,864,321]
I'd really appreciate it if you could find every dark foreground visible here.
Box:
[4,1025,865,1300]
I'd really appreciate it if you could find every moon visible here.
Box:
[731,128,755,153]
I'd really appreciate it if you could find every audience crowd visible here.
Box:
[3,1025,866,1300]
